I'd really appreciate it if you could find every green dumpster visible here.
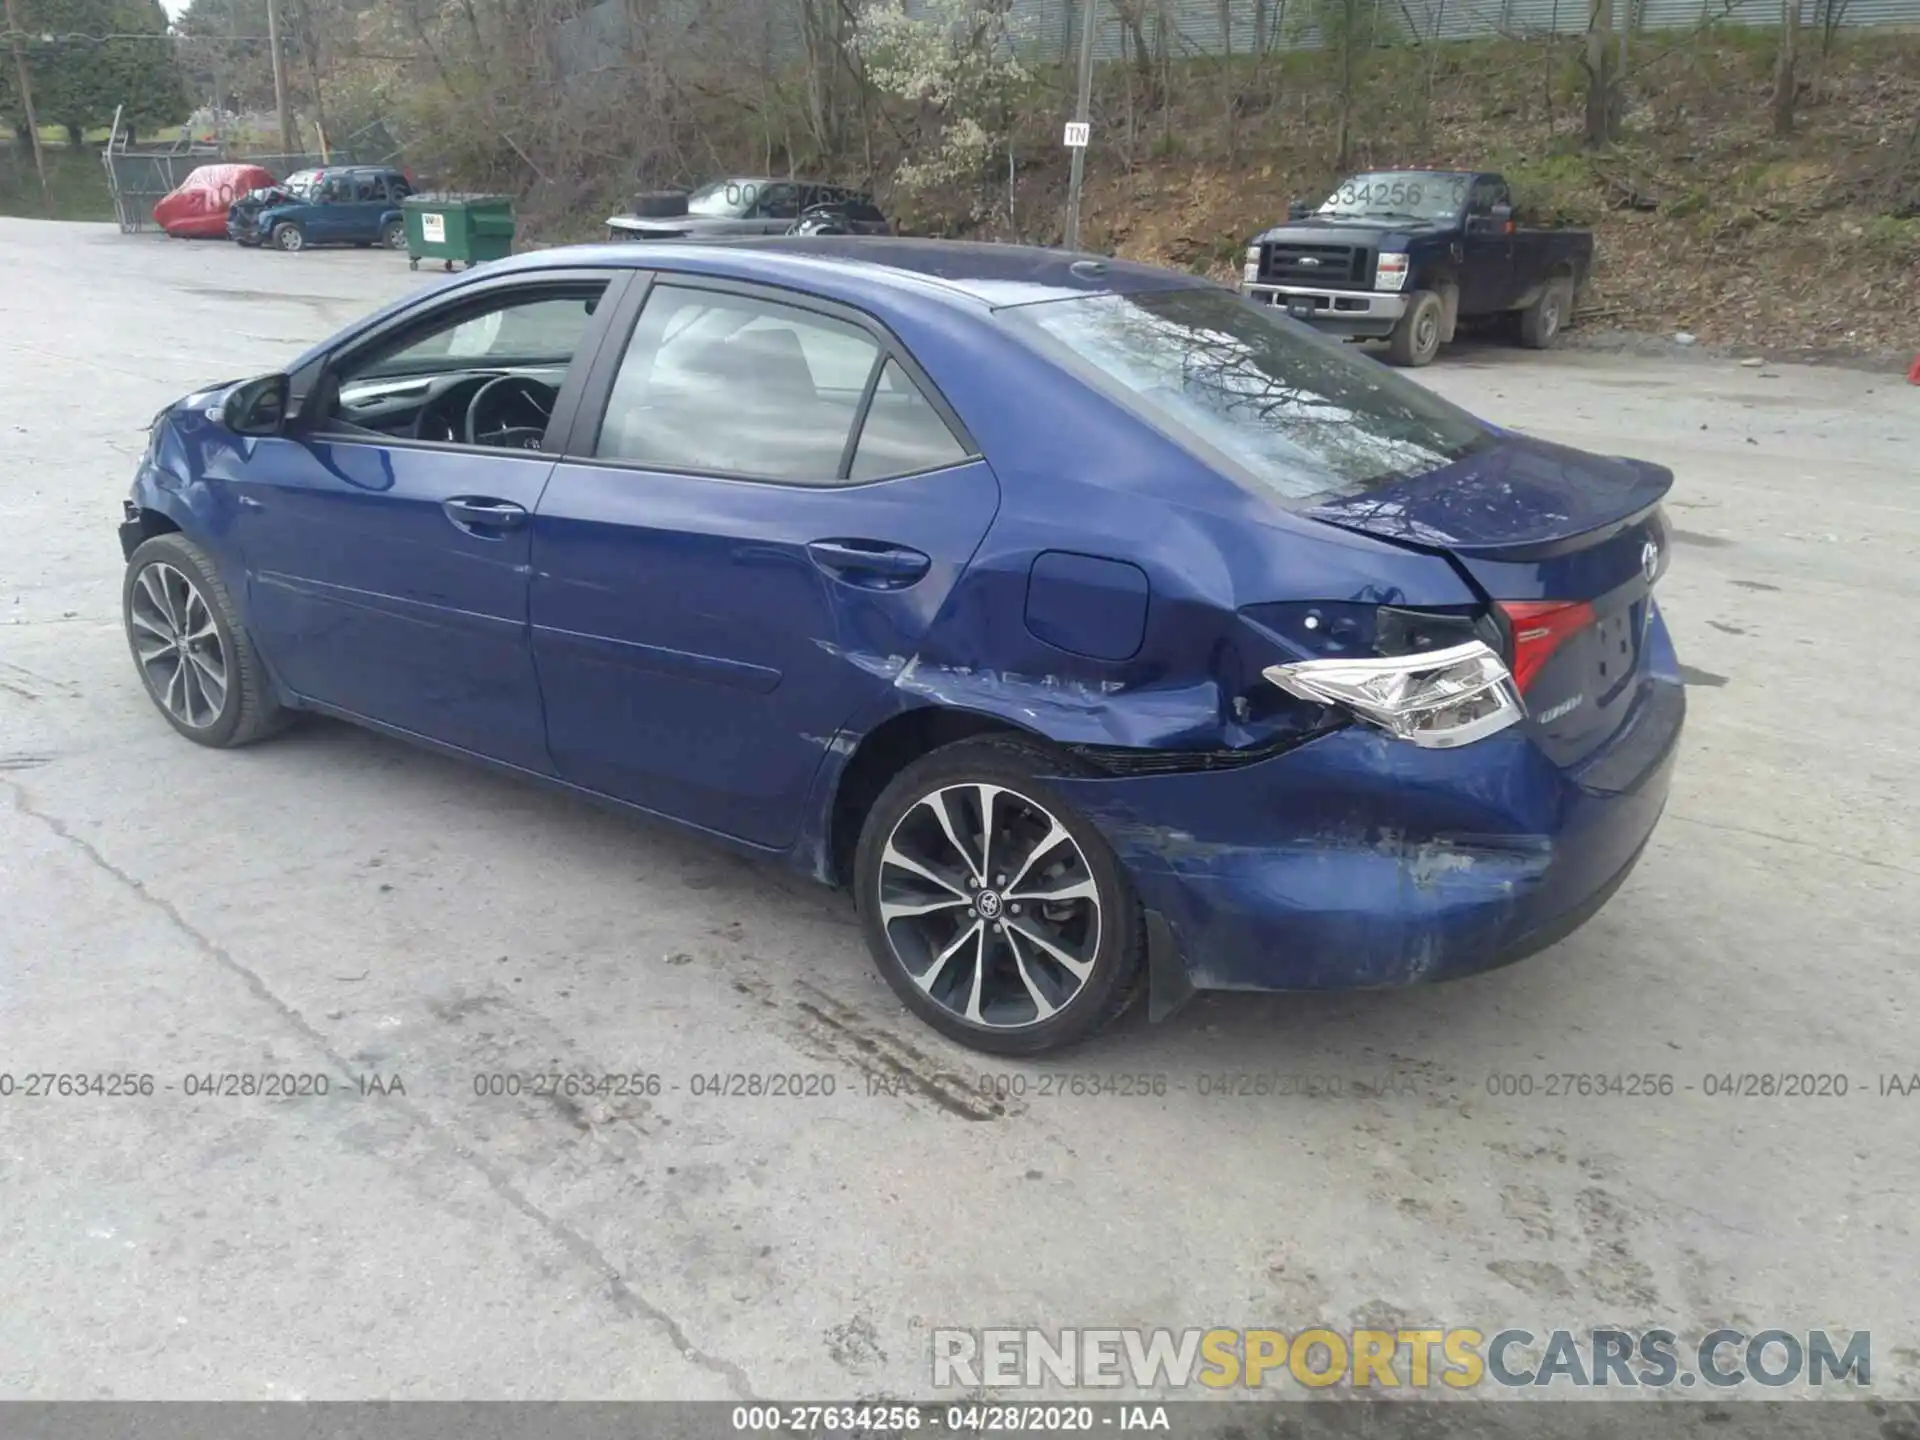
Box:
[401,193,516,272]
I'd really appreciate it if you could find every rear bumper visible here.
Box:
[1048,645,1685,993]
[1242,282,1406,337]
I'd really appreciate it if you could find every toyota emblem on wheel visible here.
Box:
[1642,539,1660,583]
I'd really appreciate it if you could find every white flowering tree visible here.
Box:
[852,0,1030,220]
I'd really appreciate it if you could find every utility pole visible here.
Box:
[1062,0,1099,250]
[265,0,296,155]
[3,0,52,215]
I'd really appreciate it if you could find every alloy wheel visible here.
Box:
[128,561,229,729]
[877,783,1102,1030]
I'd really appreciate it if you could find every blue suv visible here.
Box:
[232,167,413,252]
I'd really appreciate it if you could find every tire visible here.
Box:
[853,736,1146,1055]
[380,218,406,250]
[1519,276,1574,349]
[123,533,287,749]
[271,222,305,252]
[1386,289,1445,367]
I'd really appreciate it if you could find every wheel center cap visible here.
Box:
[975,889,1003,920]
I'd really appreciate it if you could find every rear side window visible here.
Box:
[596,285,880,483]
[594,286,969,484]
[1001,286,1486,503]
[850,360,968,480]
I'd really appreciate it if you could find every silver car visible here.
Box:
[605,178,888,241]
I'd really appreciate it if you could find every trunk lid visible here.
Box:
[1305,432,1674,767]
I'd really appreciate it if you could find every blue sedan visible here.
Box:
[117,239,1683,1054]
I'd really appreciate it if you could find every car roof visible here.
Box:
[491,237,1209,310]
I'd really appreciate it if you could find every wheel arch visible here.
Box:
[120,503,182,560]
[814,703,1060,889]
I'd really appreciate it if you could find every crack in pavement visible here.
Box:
[2,776,758,1401]
[1666,809,1920,879]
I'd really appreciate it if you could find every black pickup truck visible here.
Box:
[1239,169,1594,367]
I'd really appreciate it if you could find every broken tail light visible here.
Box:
[1263,640,1524,750]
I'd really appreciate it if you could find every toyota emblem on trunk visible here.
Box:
[1641,540,1660,583]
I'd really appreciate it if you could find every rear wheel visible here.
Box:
[1386,289,1444,367]
[1519,277,1574,349]
[380,218,407,250]
[271,222,305,252]
[854,737,1145,1055]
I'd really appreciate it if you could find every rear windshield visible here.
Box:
[999,286,1488,504]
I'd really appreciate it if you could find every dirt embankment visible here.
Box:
[975,34,1919,365]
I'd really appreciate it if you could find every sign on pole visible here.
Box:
[1063,122,1091,148]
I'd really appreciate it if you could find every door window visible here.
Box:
[353,175,379,202]
[1468,178,1509,215]
[848,360,970,480]
[756,183,800,220]
[320,283,610,447]
[594,286,882,483]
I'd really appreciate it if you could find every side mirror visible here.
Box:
[220,374,290,436]
[1288,200,1312,221]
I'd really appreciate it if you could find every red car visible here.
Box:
[152,163,278,239]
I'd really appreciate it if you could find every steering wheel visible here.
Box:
[464,374,557,451]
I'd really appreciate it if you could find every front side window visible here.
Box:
[596,286,882,482]
[323,283,609,448]
[757,183,800,220]
[1469,178,1511,215]
[1001,286,1488,504]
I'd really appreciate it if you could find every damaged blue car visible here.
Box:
[117,238,1683,1054]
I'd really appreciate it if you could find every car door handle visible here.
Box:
[806,539,931,587]
[443,496,529,533]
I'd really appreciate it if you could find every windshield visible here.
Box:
[1316,171,1471,222]
[1000,287,1487,503]
[685,179,764,218]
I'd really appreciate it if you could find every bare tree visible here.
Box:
[1770,0,1802,135]
[1581,0,1617,145]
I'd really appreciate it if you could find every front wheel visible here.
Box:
[123,533,286,748]
[271,222,305,252]
[853,737,1145,1055]
[1386,289,1444,367]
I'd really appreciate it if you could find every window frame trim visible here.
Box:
[568,271,981,490]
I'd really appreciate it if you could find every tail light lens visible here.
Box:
[1497,600,1596,694]
[1263,641,1523,750]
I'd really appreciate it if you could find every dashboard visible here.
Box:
[334,366,568,449]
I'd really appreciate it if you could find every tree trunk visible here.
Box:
[1335,0,1357,170]
[1583,0,1615,145]
[1770,0,1801,136]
